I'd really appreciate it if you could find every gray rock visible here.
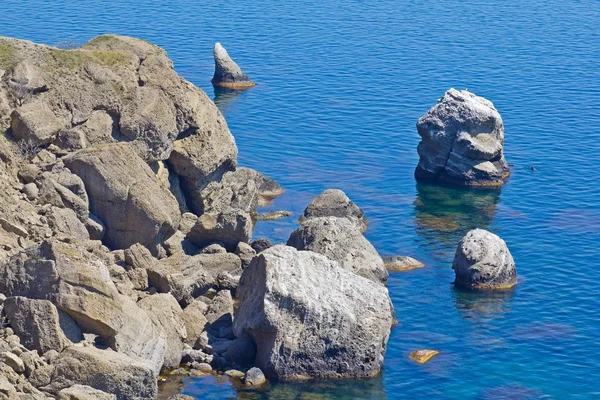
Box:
[251,238,272,253]
[162,230,200,256]
[181,348,212,364]
[147,252,241,304]
[205,290,233,332]
[192,362,212,373]
[137,293,187,370]
[199,167,283,214]
[211,43,256,88]
[29,364,54,387]
[0,218,28,238]
[47,206,90,241]
[257,210,293,221]
[182,299,208,346]
[299,189,368,233]
[64,143,181,255]
[217,271,239,292]
[57,384,117,400]
[1,351,25,373]
[11,101,65,145]
[54,129,89,151]
[200,243,227,254]
[178,213,198,235]
[9,59,47,92]
[244,367,266,386]
[124,243,156,270]
[187,210,252,252]
[34,169,89,221]
[287,217,387,285]
[234,245,393,381]
[126,268,148,291]
[47,346,157,400]
[167,134,238,215]
[85,213,105,241]
[415,89,510,186]
[23,182,39,200]
[452,229,517,289]
[20,350,45,377]
[234,242,256,270]
[3,297,82,353]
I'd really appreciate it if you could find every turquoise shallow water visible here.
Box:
[2,0,600,398]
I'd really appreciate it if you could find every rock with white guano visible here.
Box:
[452,228,517,289]
[211,43,256,88]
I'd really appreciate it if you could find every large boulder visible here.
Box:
[35,169,89,221]
[147,252,241,305]
[47,346,157,400]
[0,240,166,371]
[10,101,65,145]
[3,297,82,353]
[187,210,253,252]
[137,294,187,370]
[287,217,387,284]
[211,43,256,89]
[64,143,180,254]
[452,229,517,289]
[234,245,393,381]
[298,189,368,233]
[167,134,238,215]
[415,89,510,186]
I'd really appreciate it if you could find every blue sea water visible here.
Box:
[2,0,600,398]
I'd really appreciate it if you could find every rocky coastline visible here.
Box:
[0,35,516,399]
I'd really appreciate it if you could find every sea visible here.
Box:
[1,0,599,398]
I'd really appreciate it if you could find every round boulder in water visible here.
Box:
[452,229,516,289]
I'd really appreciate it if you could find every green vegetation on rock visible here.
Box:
[0,41,19,70]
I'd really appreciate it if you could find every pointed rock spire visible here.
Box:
[211,43,256,88]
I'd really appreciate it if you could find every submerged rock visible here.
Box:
[211,43,256,89]
[415,89,510,186]
[382,256,424,272]
[234,245,392,381]
[256,210,293,221]
[409,349,439,364]
[299,189,368,233]
[452,229,517,289]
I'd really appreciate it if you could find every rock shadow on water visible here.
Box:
[511,321,576,342]
[181,373,386,400]
[213,86,251,112]
[413,182,501,260]
[452,286,514,322]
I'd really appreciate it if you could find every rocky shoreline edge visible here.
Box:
[0,35,516,399]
